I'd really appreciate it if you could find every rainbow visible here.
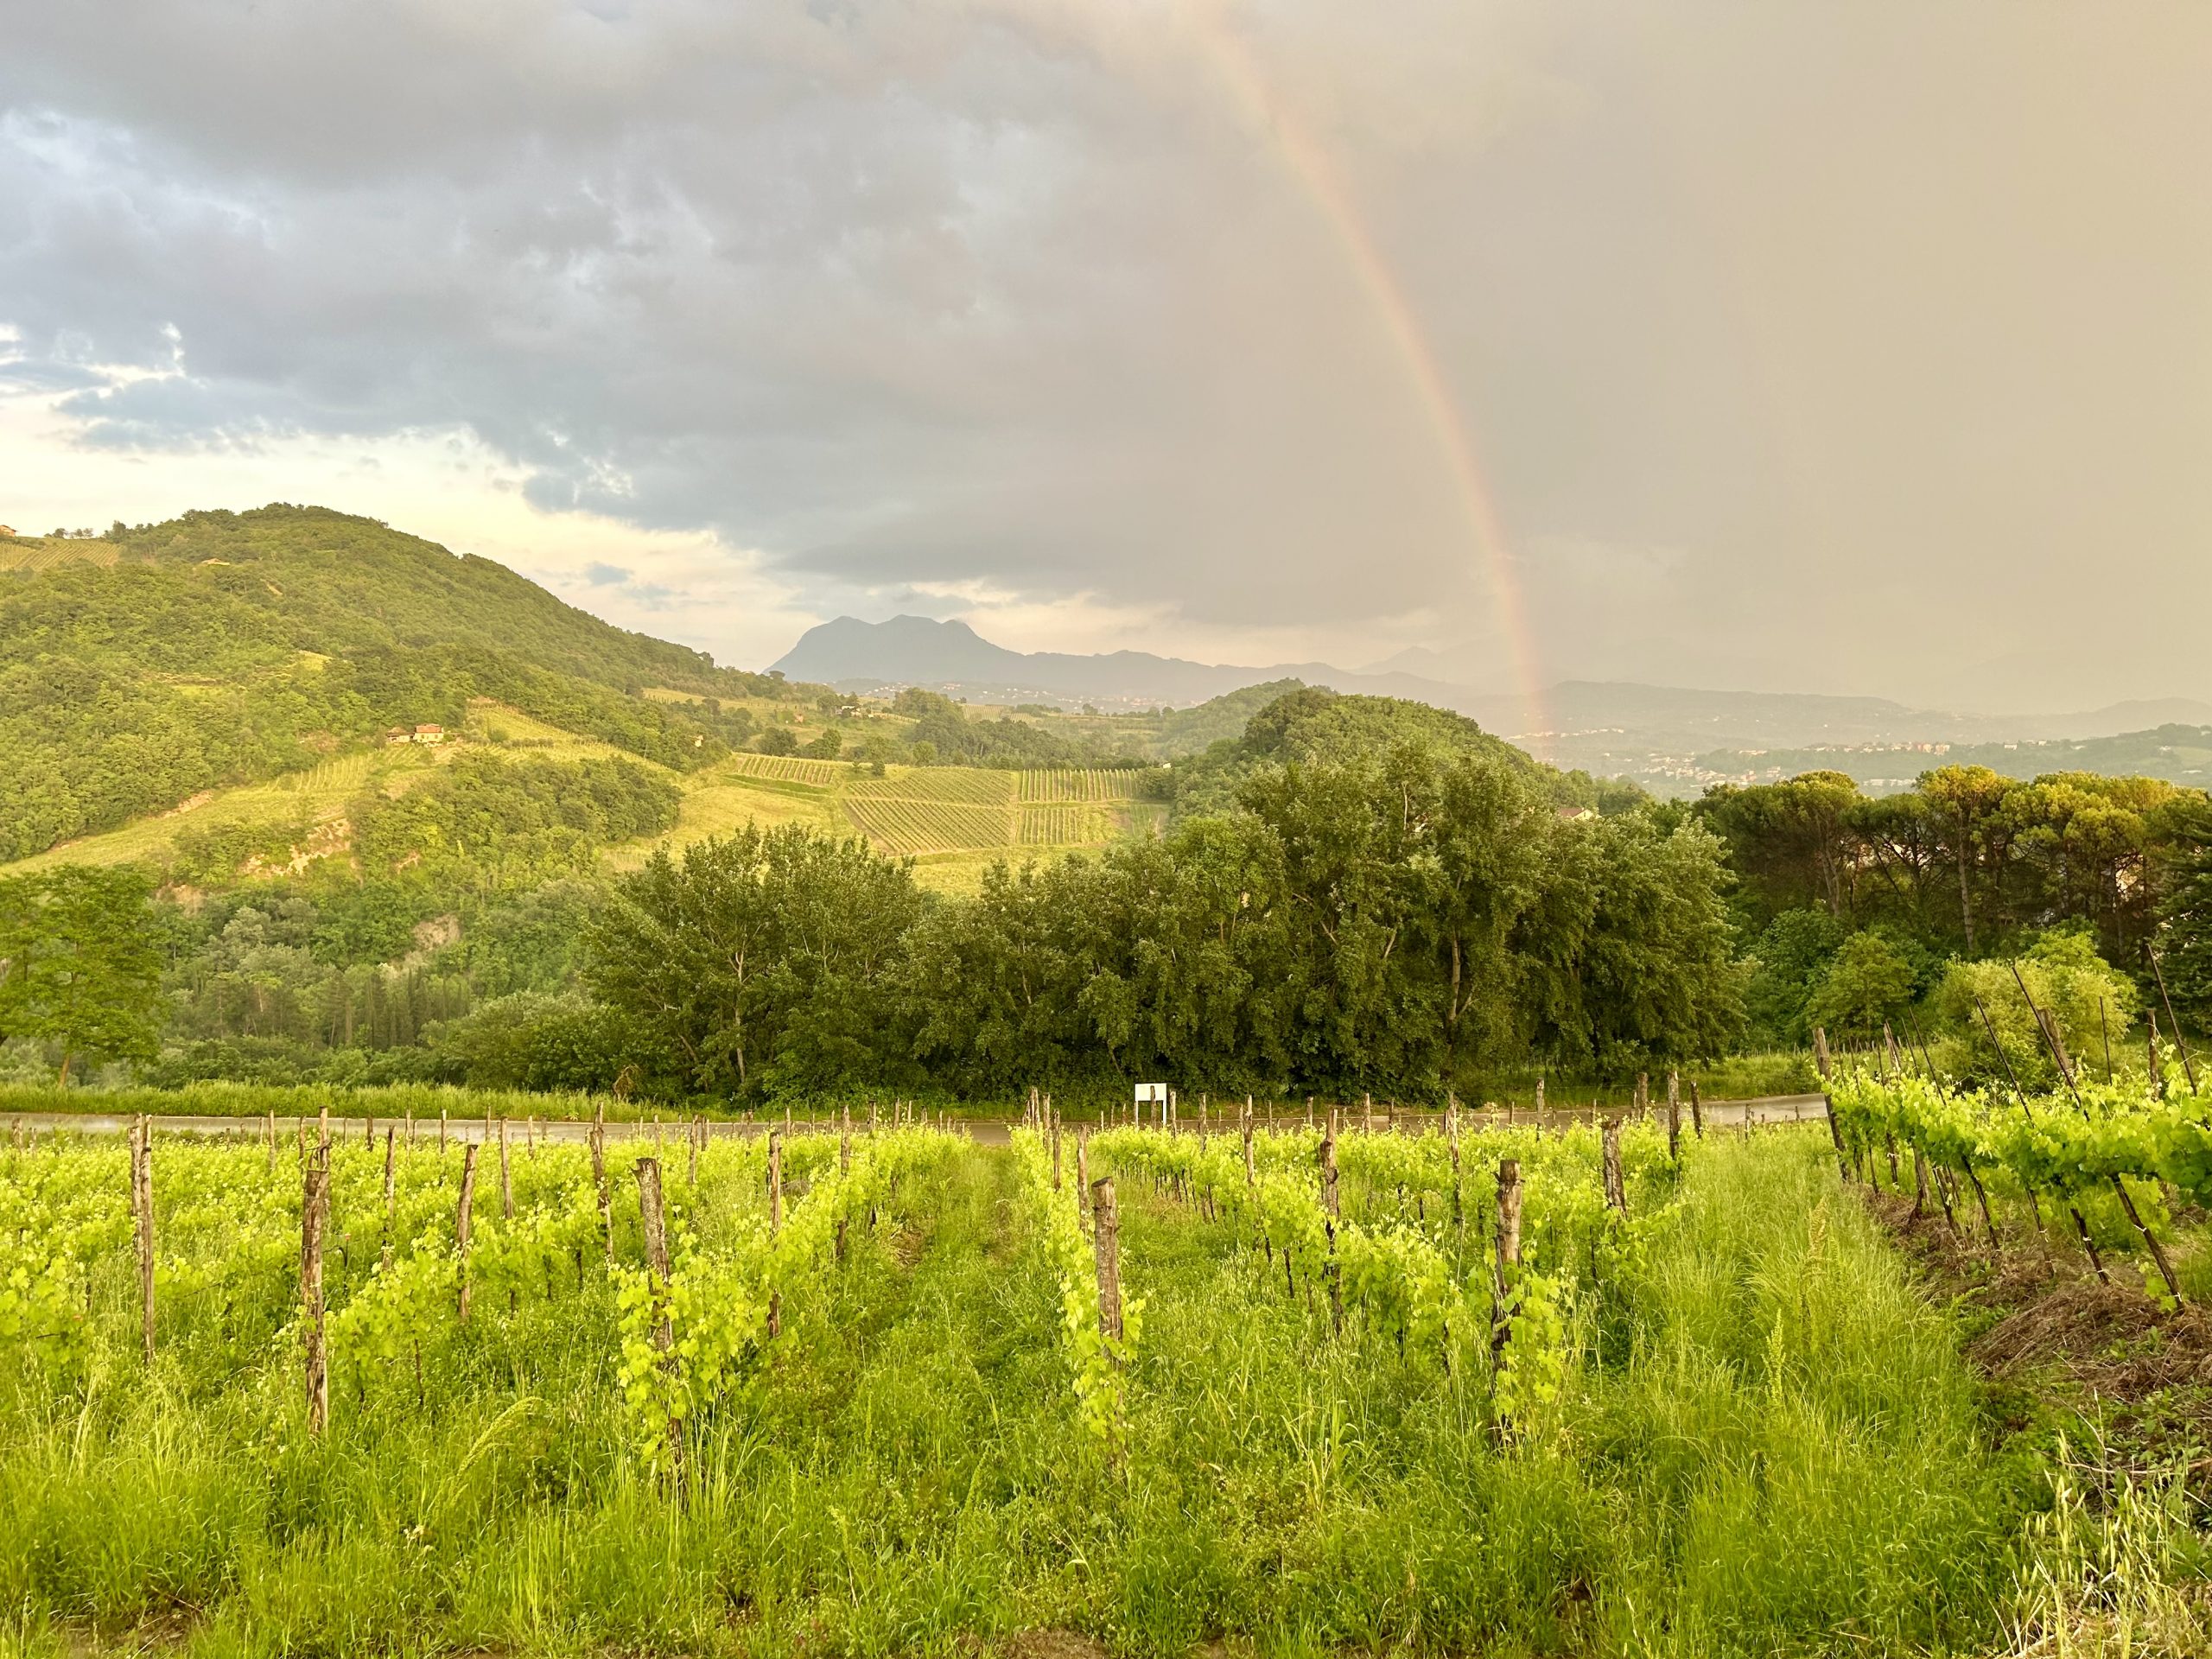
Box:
[1185,8,1551,747]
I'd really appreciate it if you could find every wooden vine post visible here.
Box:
[1447,1098,1464,1242]
[1090,1176,1122,1344]
[439,1109,448,1153]
[1601,1117,1625,1213]
[766,1128,784,1338]
[455,1142,479,1322]
[1242,1099,1256,1192]
[1977,989,2107,1284]
[381,1128,397,1267]
[499,1116,513,1221]
[1319,1109,1343,1332]
[301,1159,330,1435]
[1488,1157,1523,1443]
[130,1115,155,1364]
[836,1116,853,1262]
[590,1102,613,1262]
[633,1155,681,1477]
[1051,1109,1063,1192]
[1665,1071,1681,1167]
[1689,1080,1704,1140]
[265,1109,276,1174]
[2015,965,2183,1305]
[1077,1128,1091,1233]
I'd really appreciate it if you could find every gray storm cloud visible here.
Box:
[3,1,2209,709]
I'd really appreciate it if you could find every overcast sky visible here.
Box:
[3,2,2209,713]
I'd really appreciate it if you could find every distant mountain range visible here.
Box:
[770,614,1478,714]
[770,614,2212,795]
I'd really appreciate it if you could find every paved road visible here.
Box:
[5,1094,1830,1148]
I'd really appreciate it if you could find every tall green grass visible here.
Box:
[0,1133,2117,1656]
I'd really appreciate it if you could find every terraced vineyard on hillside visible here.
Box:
[842,796,1015,855]
[718,752,849,788]
[1016,803,1116,844]
[1016,766,1147,803]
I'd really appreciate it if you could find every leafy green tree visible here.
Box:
[1936,932,2139,1089]
[588,824,921,1100]
[1694,772,1861,925]
[1916,765,2010,950]
[757,728,800,757]
[0,866,166,1082]
[1804,931,1918,1040]
[1744,908,1847,1043]
[1517,815,1747,1077]
[2155,793,2212,1022]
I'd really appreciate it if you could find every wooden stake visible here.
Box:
[1666,1071,1681,1166]
[2147,945,2198,1092]
[265,1109,276,1173]
[1320,1109,1340,1217]
[1447,1098,1464,1242]
[634,1156,683,1478]
[1601,1117,1625,1212]
[439,1109,447,1153]
[499,1116,512,1221]
[302,1162,329,1434]
[132,1116,155,1365]
[1690,1079,1704,1139]
[381,1128,397,1268]
[1077,1128,1091,1233]
[455,1143,478,1321]
[767,1128,783,1338]
[591,1102,612,1262]
[1091,1177,1122,1344]
[1488,1157,1522,1442]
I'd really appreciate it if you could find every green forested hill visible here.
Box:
[0,505,806,859]
[1161,681,1626,819]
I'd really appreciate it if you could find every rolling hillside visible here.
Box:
[0,505,817,861]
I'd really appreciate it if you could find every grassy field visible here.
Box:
[11,1120,2180,1658]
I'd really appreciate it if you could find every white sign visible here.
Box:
[1134,1083,1168,1103]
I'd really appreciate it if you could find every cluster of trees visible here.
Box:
[1698,766,2212,1050]
[0,867,165,1084]
[588,744,1743,1101]
[0,731,1746,1102]
[350,753,683,890]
